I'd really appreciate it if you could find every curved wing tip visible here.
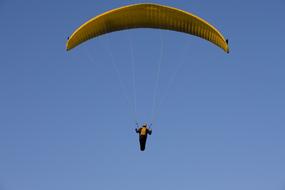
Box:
[66,43,71,51]
[66,45,71,51]
[226,39,229,53]
[66,37,70,51]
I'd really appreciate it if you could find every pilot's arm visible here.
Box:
[135,128,141,133]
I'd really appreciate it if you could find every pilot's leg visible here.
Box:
[139,135,147,151]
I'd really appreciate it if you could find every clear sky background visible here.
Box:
[0,0,285,190]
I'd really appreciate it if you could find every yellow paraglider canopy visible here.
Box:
[66,3,229,53]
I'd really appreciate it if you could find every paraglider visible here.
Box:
[66,3,229,151]
[135,123,152,151]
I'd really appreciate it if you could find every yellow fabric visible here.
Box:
[140,127,147,136]
[66,3,229,53]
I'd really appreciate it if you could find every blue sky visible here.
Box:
[0,0,285,190]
